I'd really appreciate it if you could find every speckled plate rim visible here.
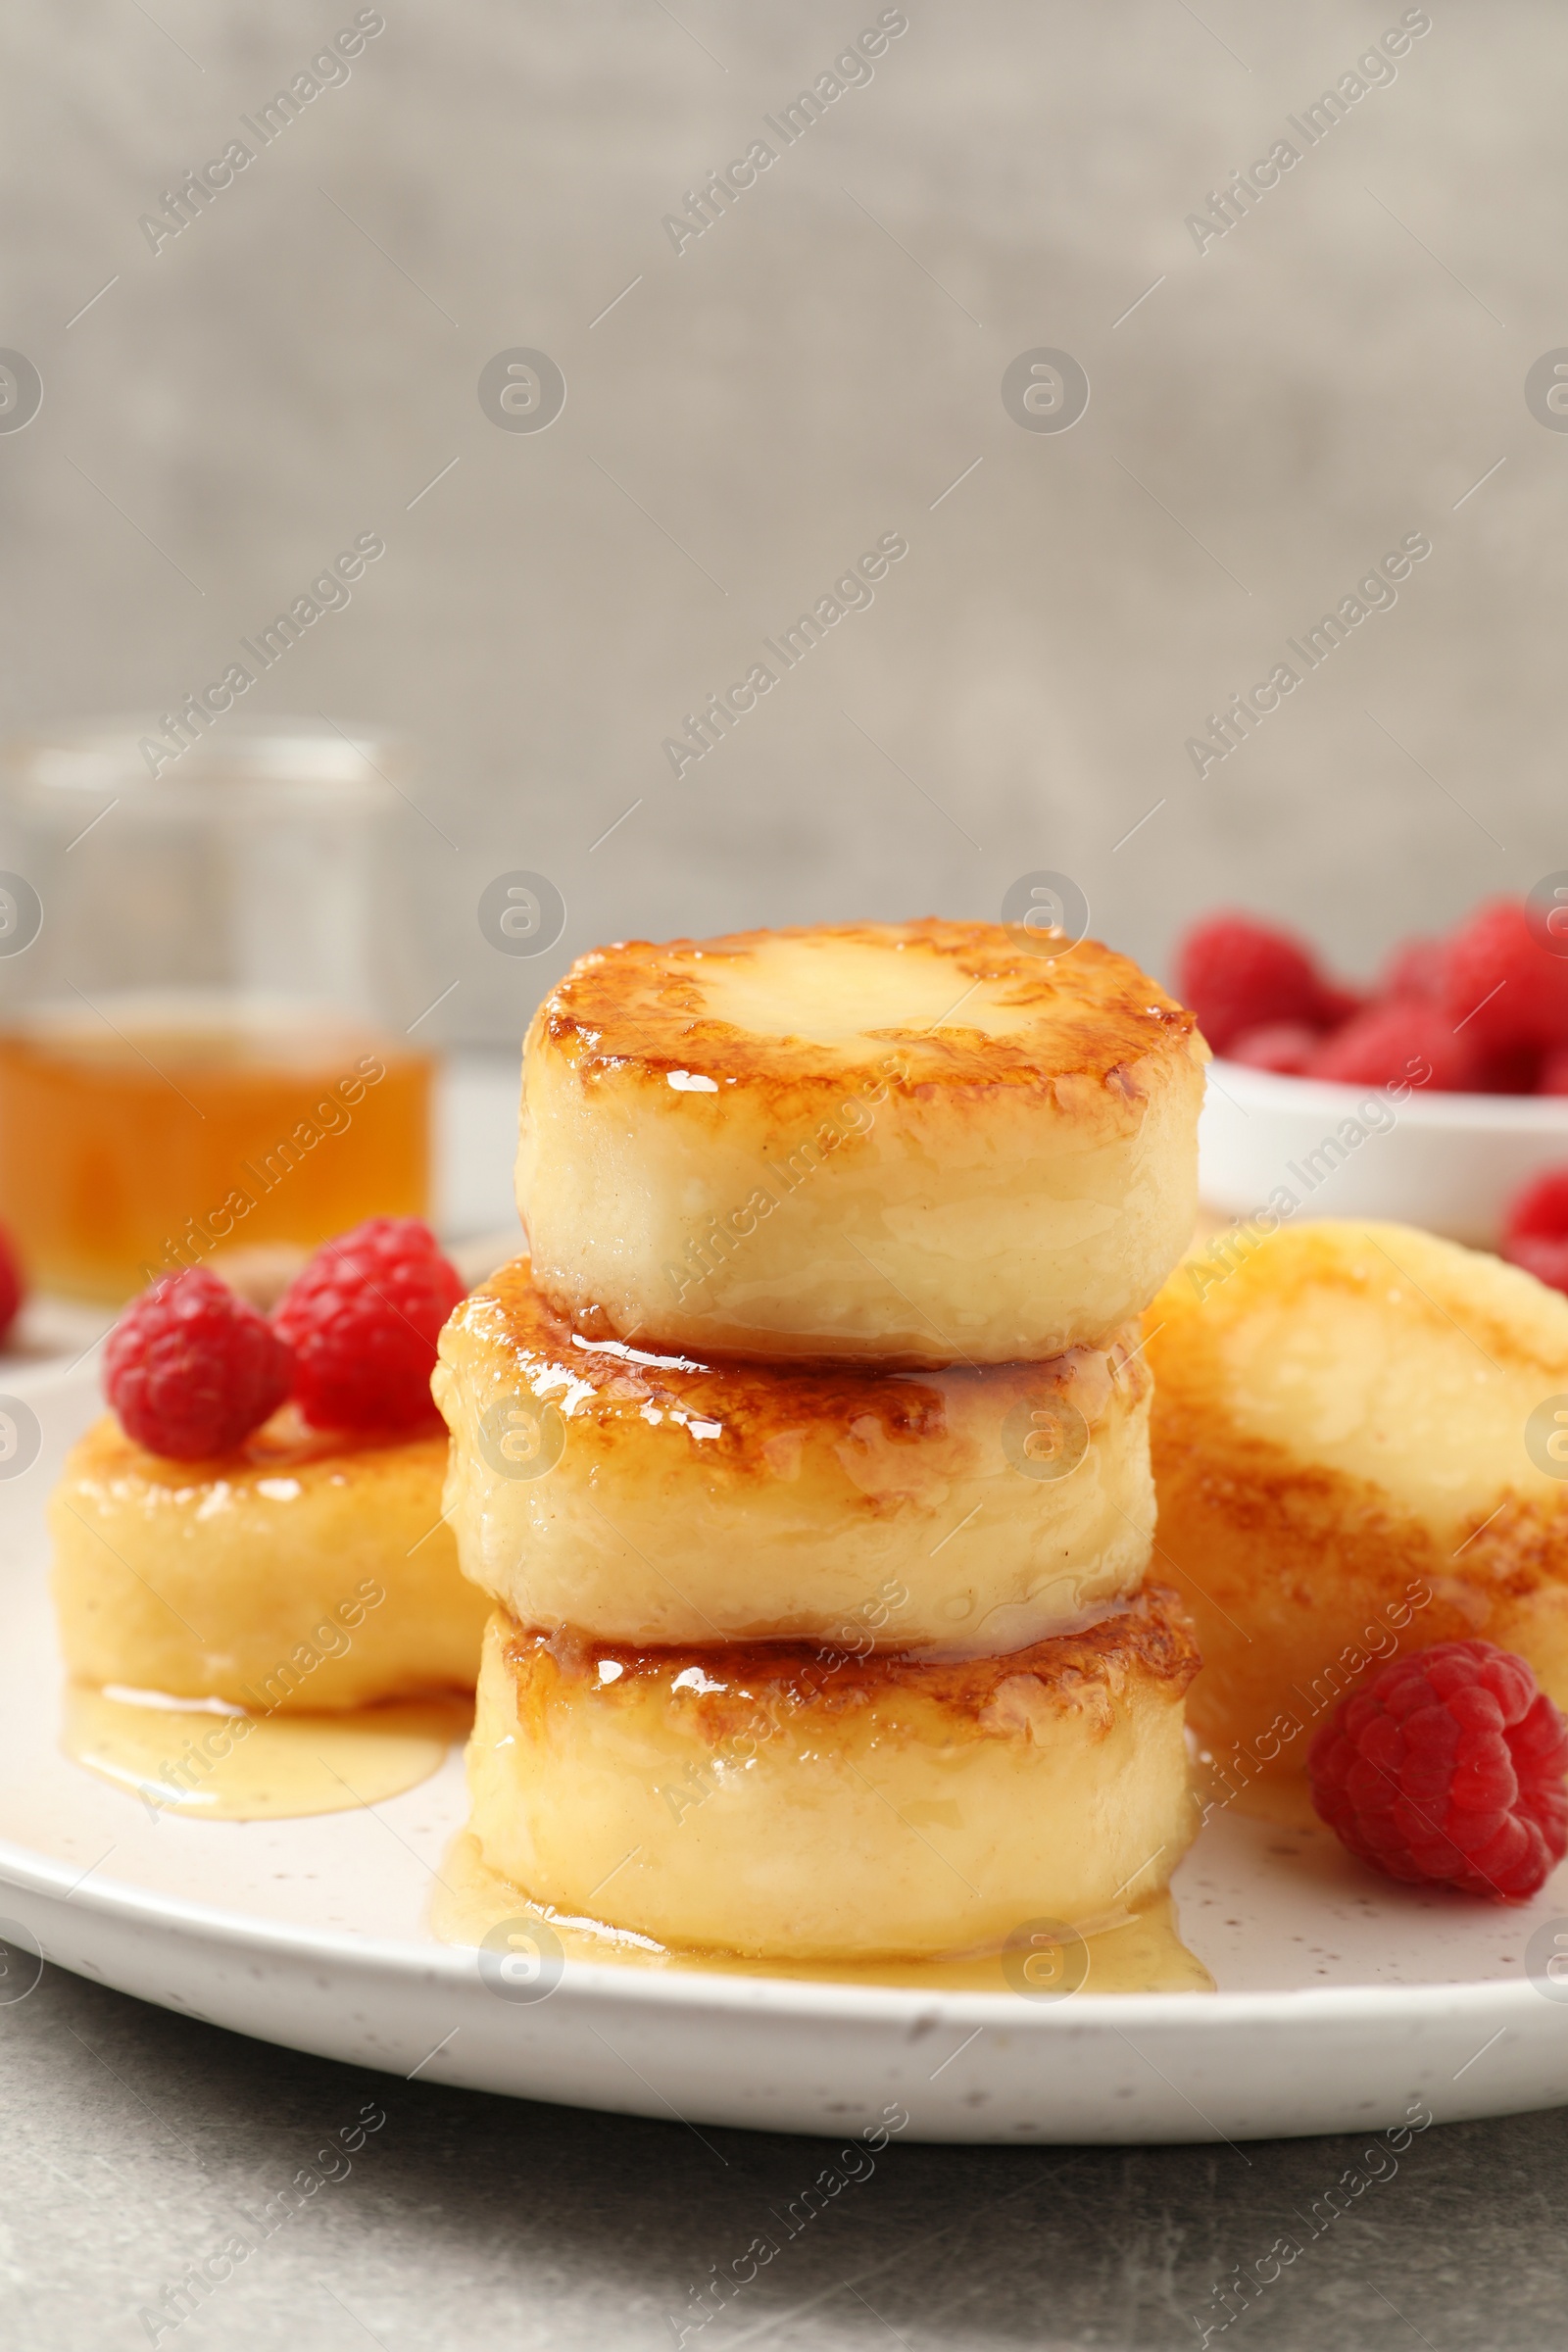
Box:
[8,1834,1568,2146]
[0,1833,1553,2032]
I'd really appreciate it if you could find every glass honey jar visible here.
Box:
[0,715,434,1301]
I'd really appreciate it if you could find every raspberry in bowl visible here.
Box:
[1501,1167,1568,1297]
[51,1221,488,1718]
[1180,901,1568,1245]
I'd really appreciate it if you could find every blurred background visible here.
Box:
[0,0,1559,1279]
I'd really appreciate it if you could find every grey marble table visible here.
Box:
[2,1958,1564,2351]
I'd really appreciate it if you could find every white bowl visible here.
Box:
[1198,1059,1568,1246]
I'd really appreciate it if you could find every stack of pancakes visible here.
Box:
[435,918,1209,1962]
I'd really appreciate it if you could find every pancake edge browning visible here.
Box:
[495,1582,1200,1747]
[62,1401,450,1496]
[525,917,1204,1119]
[441,1252,1150,1480]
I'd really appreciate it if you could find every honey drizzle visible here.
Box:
[430,1831,1214,1994]
[62,1685,470,1820]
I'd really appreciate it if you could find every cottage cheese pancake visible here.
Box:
[1146,1219,1568,1812]
[466,1585,1200,1960]
[434,1257,1154,1649]
[52,1406,489,1710]
[515,919,1206,1363]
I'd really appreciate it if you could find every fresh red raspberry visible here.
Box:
[0,1221,24,1348]
[1381,935,1444,1001]
[105,1267,292,1459]
[1439,898,1568,1057]
[1317,982,1365,1030]
[1500,1166,1568,1296]
[1303,1000,1473,1091]
[1308,1641,1568,1901]
[273,1217,464,1435]
[1472,1045,1544,1096]
[1228,1021,1320,1075]
[1175,913,1341,1056]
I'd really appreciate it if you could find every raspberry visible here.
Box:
[1308,1641,1568,1901]
[105,1267,292,1459]
[1381,935,1444,1001]
[273,1216,464,1436]
[1304,1000,1473,1091]
[1228,1021,1320,1075]
[0,1221,24,1348]
[1501,1166,1568,1297]
[1472,1044,1544,1096]
[1175,913,1344,1056]
[1316,982,1365,1030]
[1439,898,1568,1058]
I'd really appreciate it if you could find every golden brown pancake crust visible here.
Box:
[453,1254,1149,1481]
[496,1583,1200,1740]
[530,917,1200,1106]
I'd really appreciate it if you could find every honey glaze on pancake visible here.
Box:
[459,1257,1147,1466]
[62,1683,472,1819]
[534,917,1201,1104]
[70,1400,450,1493]
[430,1830,1214,1993]
[504,1585,1200,1740]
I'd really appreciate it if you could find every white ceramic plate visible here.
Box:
[4,1337,1568,2146]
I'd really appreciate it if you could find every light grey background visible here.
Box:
[2,0,1560,1042]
